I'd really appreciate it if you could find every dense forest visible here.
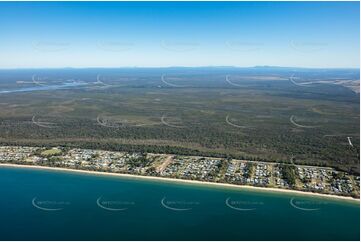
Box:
[0,68,359,174]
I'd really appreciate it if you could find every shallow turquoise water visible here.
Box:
[0,167,359,240]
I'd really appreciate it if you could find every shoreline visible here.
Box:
[0,163,359,203]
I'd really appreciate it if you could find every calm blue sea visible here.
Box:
[0,167,359,240]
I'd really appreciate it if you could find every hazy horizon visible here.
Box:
[0,65,360,70]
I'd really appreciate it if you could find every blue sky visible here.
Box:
[0,1,359,68]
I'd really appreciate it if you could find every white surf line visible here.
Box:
[289,115,320,129]
[161,75,186,88]
[225,75,243,87]
[347,137,353,147]
[225,115,249,129]
[32,115,58,128]
[161,114,186,128]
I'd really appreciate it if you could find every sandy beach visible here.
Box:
[0,163,359,203]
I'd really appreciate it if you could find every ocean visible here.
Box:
[0,167,359,240]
